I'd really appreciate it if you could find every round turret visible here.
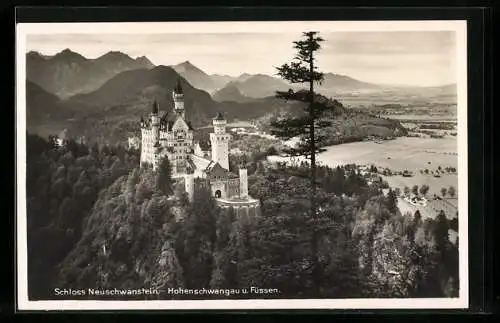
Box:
[210,111,230,170]
[214,111,226,121]
[213,112,227,129]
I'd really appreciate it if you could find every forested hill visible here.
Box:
[254,92,408,146]
[26,80,67,126]
[29,66,289,145]
[27,133,458,300]
[26,64,407,147]
[64,66,217,126]
[26,133,140,299]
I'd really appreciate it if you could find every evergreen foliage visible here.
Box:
[26,133,459,300]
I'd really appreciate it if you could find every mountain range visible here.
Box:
[26,49,457,105]
[65,65,220,126]
[27,49,155,99]
[212,82,254,103]
[172,60,456,104]
[25,49,455,144]
[171,61,259,95]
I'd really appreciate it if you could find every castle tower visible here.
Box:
[140,101,160,168]
[209,112,230,170]
[173,79,185,119]
[140,116,146,167]
[239,168,248,199]
[151,100,160,144]
[152,142,162,171]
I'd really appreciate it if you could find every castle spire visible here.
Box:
[174,79,183,94]
[152,100,159,114]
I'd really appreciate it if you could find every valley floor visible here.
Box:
[268,136,460,217]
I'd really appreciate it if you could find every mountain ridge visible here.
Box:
[26,49,156,99]
[212,82,255,103]
[26,64,408,147]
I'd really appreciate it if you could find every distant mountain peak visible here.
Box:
[26,51,47,61]
[60,48,75,54]
[173,60,204,73]
[247,73,274,80]
[58,48,79,56]
[53,48,87,61]
[27,48,160,99]
[135,56,155,68]
[27,50,43,56]
[212,81,254,103]
[97,51,133,61]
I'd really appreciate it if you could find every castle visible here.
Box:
[140,80,260,211]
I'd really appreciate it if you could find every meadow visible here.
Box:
[269,136,459,197]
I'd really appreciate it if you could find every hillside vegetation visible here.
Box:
[27,134,458,300]
[255,92,408,147]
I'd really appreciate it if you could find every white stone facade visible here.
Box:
[139,80,259,210]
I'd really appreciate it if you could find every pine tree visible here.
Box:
[156,157,173,196]
[419,184,430,196]
[448,186,456,198]
[411,185,419,196]
[386,188,398,215]
[434,210,449,257]
[270,31,340,295]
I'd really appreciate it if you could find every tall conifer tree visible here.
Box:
[271,31,338,294]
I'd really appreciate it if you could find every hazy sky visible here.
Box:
[27,31,456,86]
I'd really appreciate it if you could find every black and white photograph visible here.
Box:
[16,20,468,310]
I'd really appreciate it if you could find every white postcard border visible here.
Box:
[16,20,469,311]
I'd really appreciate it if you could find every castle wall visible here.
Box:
[194,144,209,158]
[215,198,261,216]
[226,179,240,199]
[210,181,227,199]
[239,169,248,199]
[193,167,206,179]
[141,128,155,165]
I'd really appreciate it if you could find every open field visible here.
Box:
[382,172,457,197]
[268,136,458,197]
[397,197,458,220]
[383,114,457,122]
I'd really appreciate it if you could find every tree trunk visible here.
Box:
[308,33,320,296]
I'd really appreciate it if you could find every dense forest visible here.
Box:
[26,133,458,300]
[26,133,140,299]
